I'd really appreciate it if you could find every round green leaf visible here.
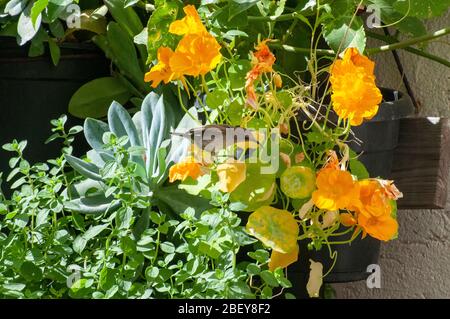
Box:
[246,206,299,253]
[280,166,316,199]
[230,163,276,212]
[206,89,229,109]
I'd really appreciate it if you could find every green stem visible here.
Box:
[271,27,450,58]
[366,27,450,54]
[248,12,300,23]
[366,30,450,68]
[269,41,335,56]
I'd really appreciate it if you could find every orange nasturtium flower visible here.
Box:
[244,65,262,109]
[353,180,398,241]
[145,5,222,87]
[168,157,204,183]
[245,39,277,108]
[168,5,207,35]
[312,166,360,211]
[170,33,222,77]
[330,47,382,126]
[144,47,183,88]
[252,40,276,72]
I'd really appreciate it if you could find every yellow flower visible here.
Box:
[357,213,398,242]
[268,245,299,271]
[144,47,183,88]
[216,160,246,193]
[330,47,382,126]
[168,157,204,183]
[169,5,207,36]
[343,47,375,75]
[170,33,222,77]
[145,5,222,86]
[340,212,357,227]
[353,180,392,218]
[352,180,398,241]
[312,167,360,211]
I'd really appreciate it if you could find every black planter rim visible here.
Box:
[369,87,415,122]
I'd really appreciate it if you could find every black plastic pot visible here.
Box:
[284,88,414,298]
[0,37,110,191]
[348,88,415,179]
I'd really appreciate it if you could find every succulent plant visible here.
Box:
[63,91,211,237]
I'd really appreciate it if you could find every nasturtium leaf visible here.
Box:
[276,91,292,109]
[246,206,299,253]
[206,89,229,109]
[146,266,159,280]
[349,157,369,180]
[261,286,273,298]
[268,244,299,271]
[120,236,137,255]
[280,166,316,199]
[226,98,244,125]
[228,60,251,90]
[198,241,223,259]
[323,16,366,54]
[230,163,276,212]
[216,161,246,193]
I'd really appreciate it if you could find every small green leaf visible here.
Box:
[30,0,48,28]
[83,224,108,241]
[146,2,180,62]
[20,261,43,282]
[145,266,160,280]
[121,237,137,255]
[260,270,279,287]
[48,38,60,66]
[246,263,261,275]
[160,242,175,254]
[247,249,270,263]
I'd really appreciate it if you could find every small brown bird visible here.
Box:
[171,125,260,155]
